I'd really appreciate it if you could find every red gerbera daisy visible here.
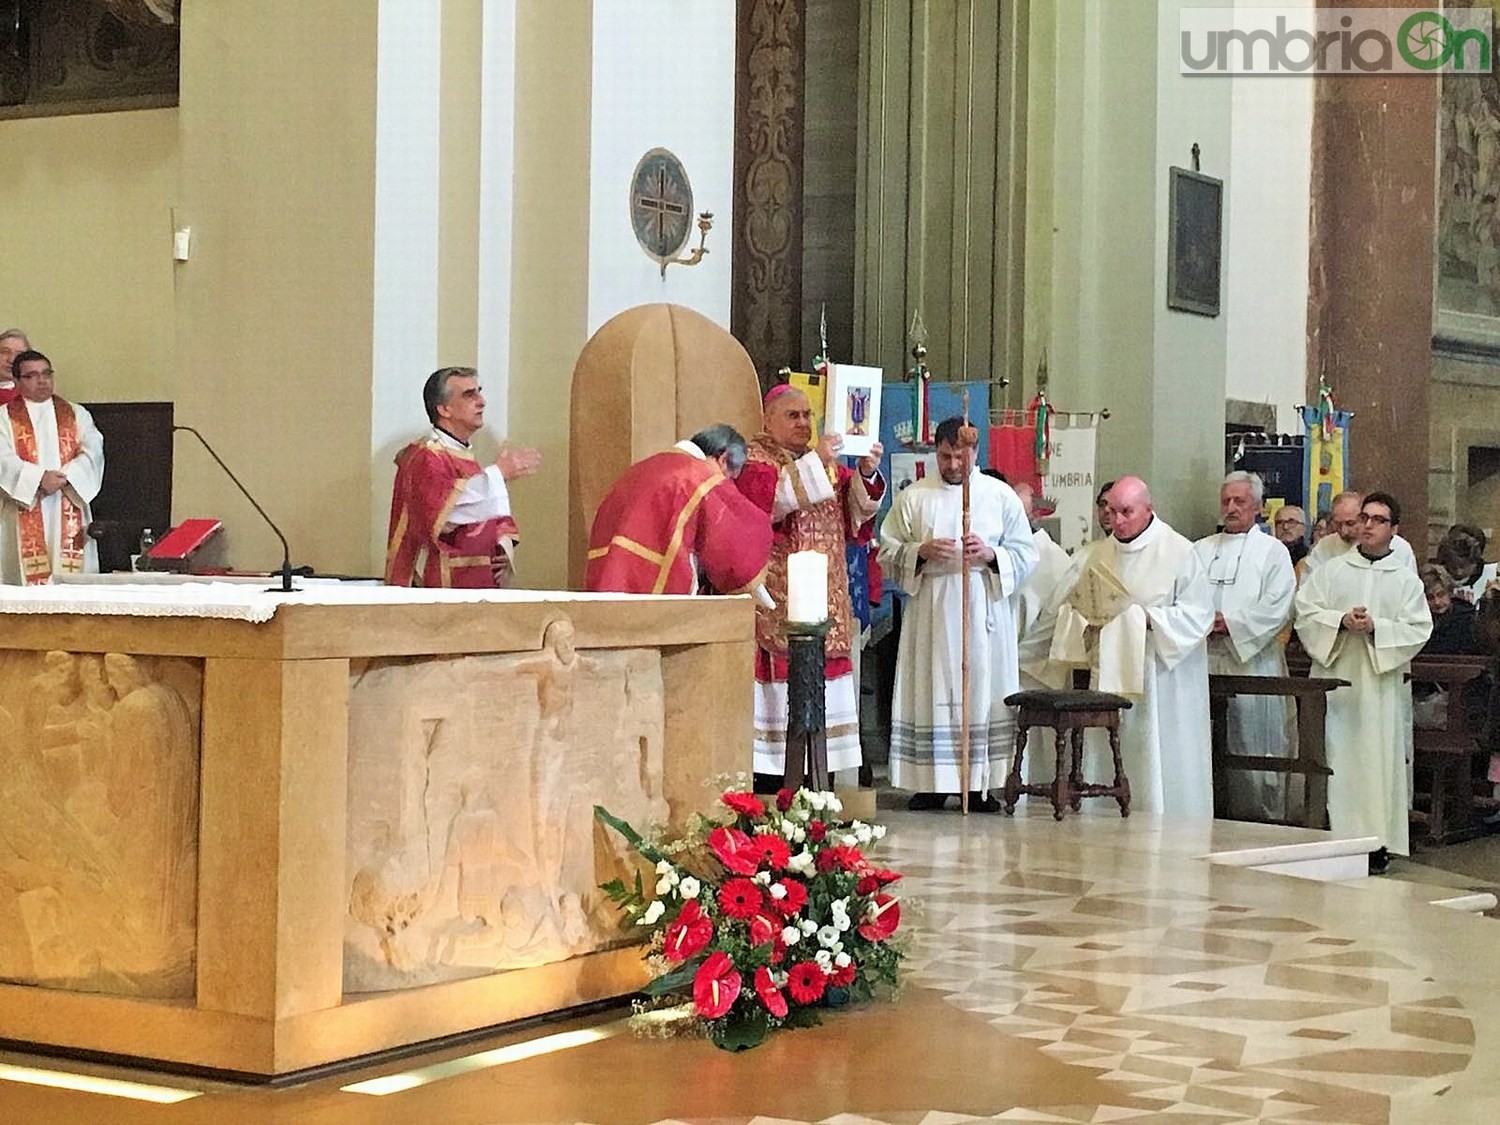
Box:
[770,877,808,916]
[775,787,796,811]
[755,833,791,871]
[662,898,714,962]
[718,877,764,920]
[754,965,789,1018]
[857,893,901,942]
[707,826,760,875]
[721,790,765,820]
[785,960,827,1005]
[693,951,741,1019]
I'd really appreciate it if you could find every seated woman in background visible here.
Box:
[1436,523,1498,605]
[1414,563,1486,730]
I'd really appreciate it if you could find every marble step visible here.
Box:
[1203,834,1380,882]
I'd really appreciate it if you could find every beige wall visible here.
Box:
[173,1,378,577]
[1,108,178,402]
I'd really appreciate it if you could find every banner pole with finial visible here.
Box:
[958,390,979,814]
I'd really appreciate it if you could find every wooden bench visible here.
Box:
[1286,647,1496,846]
[1407,653,1495,845]
[1208,673,1344,830]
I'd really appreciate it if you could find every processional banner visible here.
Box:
[1298,405,1352,519]
[991,410,1100,552]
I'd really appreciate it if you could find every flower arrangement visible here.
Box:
[596,786,905,1050]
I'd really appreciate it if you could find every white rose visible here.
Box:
[654,859,674,876]
[840,834,858,849]
[834,951,852,969]
[818,925,840,948]
[782,925,801,946]
[800,917,819,935]
[855,825,872,846]
[826,795,843,814]
[754,870,772,885]
[678,876,700,899]
[806,792,826,811]
[787,851,815,876]
[655,876,674,896]
[638,899,666,926]
[769,882,788,900]
[814,949,833,972]
[792,827,806,844]
[834,913,850,932]
[873,824,887,839]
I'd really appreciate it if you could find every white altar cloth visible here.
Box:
[0,581,699,624]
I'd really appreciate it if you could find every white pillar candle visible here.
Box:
[786,550,828,624]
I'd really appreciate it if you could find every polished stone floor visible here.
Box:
[2,806,1498,1124]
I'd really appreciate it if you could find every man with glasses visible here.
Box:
[1295,491,1431,874]
[1303,490,1416,576]
[1049,476,1215,816]
[1193,472,1298,821]
[0,350,105,584]
[1272,504,1309,567]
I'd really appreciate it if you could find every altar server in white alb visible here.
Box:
[0,350,104,585]
[1294,491,1431,871]
[1192,472,1297,821]
[879,417,1038,809]
[1048,476,1215,815]
[1303,490,1417,575]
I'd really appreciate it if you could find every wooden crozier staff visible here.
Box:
[958,392,979,814]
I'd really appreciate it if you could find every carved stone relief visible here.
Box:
[344,620,669,993]
[0,649,201,998]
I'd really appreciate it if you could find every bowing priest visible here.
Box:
[385,366,540,589]
[879,417,1038,810]
[1294,491,1431,874]
[1048,476,1215,815]
[736,385,885,787]
[584,423,773,596]
[1303,490,1416,575]
[0,350,104,585]
[1193,472,1298,821]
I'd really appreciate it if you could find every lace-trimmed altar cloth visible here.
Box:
[0,578,690,624]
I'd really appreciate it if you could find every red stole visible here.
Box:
[7,396,85,584]
[385,437,518,588]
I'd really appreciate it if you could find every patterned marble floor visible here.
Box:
[2,808,1499,1125]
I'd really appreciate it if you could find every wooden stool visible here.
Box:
[1001,690,1134,820]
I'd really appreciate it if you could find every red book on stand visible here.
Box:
[148,519,223,562]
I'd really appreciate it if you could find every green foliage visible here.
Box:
[712,1007,769,1051]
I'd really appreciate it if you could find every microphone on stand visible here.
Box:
[172,425,300,593]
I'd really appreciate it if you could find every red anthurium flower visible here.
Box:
[721,790,765,819]
[755,833,791,871]
[837,845,866,872]
[858,893,901,942]
[754,965,789,1018]
[718,877,764,920]
[775,787,795,811]
[693,951,741,1019]
[786,960,827,1005]
[748,911,779,947]
[807,820,827,843]
[707,826,760,875]
[873,867,902,885]
[830,961,857,987]
[662,899,714,962]
[770,877,808,916]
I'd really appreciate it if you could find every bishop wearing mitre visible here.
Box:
[1048,476,1215,815]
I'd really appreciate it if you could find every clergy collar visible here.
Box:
[1357,545,1394,563]
[1113,514,1157,548]
[432,425,471,450]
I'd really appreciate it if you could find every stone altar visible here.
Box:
[0,585,750,1076]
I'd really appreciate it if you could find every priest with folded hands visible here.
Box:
[1047,476,1215,815]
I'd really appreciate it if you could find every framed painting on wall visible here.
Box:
[1166,166,1224,317]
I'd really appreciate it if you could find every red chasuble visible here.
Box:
[385,435,518,589]
[736,434,884,680]
[585,447,772,595]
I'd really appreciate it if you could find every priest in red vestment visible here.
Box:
[0,329,29,408]
[737,384,885,782]
[385,366,540,589]
[585,424,773,596]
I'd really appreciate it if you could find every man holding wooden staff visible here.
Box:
[879,416,1037,811]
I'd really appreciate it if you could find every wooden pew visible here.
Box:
[1209,673,1344,829]
[1407,653,1495,845]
